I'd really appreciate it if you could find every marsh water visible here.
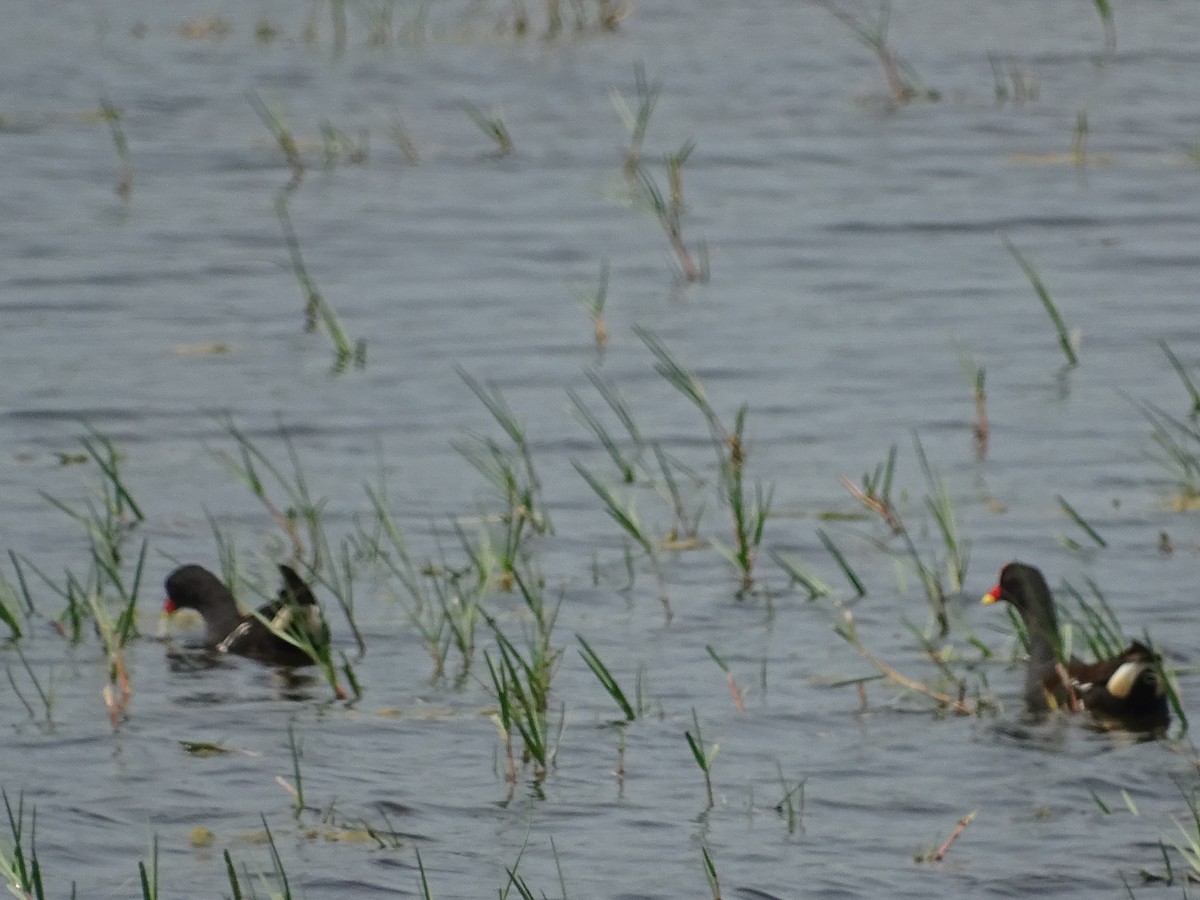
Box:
[3,1,1200,896]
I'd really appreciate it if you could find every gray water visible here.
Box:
[3,1,1200,896]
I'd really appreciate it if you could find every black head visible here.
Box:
[982,561,1052,612]
[163,564,229,613]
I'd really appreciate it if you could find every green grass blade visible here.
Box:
[1001,235,1078,367]
[1057,495,1107,548]
[577,635,636,720]
[1159,340,1200,415]
[816,529,865,597]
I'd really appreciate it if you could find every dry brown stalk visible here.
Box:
[838,475,901,533]
[102,655,132,728]
[927,810,977,862]
[841,614,973,715]
[726,672,745,714]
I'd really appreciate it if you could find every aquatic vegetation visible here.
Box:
[700,844,721,899]
[1140,402,1200,507]
[568,377,638,484]
[834,436,968,634]
[1056,495,1107,550]
[137,835,159,900]
[3,5,1197,892]
[98,97,132,199]
[817,0,938,104]
[684,707,718,810]
[834,611,976,715]
[577,634,637,720]
[773,765,807,834]
[6,428,146,727]
[1158,341,1200,417]
[318,121,369,167]
[4,643,56,727]
[223,816,295,900]
[1071,110,1091,166]
[840,443,899,529]
[914,810,976,863]
[573,261,610,356]
[770,548,835,600]
[462,102,514,156]
[913,434,968,599]
[304,0,349,52]
[484,564,561,782]
[0,791,49,899]
[248,92,305,188]
[955,349,989,458]
[386,114,421,164]
[274,196,364,371]
[612,62,660,176]
[988,53,1039,105]
[574,459,671,619]
[209,419,361,696]
[636,326,771,594]
[455,368,551,537]
[1090,0,1116,55]
[631,162,708,283]
[1001,235,1079,368]
[815,528,866,597]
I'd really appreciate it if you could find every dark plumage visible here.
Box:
[983,561,1168,730]
[163,564,329,668]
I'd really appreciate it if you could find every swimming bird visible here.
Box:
[163,564,329,668]
[982,561,1168,729]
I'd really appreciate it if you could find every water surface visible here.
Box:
[2,1,1200,897]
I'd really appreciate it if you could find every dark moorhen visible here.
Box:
[982,561,1168,729]
[163,564,329,668]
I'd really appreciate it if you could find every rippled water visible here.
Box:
[3,1,1200,897]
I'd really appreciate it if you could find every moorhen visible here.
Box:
[982,561,1168,728]
[163,564,330,668]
